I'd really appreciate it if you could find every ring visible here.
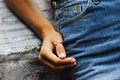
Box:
[54,41,63,46]
[59,41,63,44]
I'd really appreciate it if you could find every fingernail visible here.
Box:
[74,62,76,65]
[59,52,66,57]
[70,59,76,63]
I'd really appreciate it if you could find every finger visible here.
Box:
[38,55,76,70]
[54,57,76,66]
[38,54,56,69]
[51,62,76,71]
[55,41,66,59]
[54,62,76,70]
[39,47,76,66]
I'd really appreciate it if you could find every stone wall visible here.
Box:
[0,0,61,80]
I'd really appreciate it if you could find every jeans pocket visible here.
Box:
[57,0,91,26]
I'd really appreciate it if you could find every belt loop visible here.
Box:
[93,0,100,4]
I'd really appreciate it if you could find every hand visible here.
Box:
[38,30,76,70]
[5,0,76,70]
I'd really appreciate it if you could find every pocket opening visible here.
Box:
[59,0,91,26]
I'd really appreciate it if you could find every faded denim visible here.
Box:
[55,0,120,80]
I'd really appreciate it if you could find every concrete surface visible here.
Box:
[0,0,61,80]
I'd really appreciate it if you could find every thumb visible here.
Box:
[55,41,66,59]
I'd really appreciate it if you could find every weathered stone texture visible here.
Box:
[0,0,61,80]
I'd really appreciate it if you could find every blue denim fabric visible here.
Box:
[55,0,120,80]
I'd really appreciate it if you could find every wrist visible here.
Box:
[40,25,57,40]
[29,17,57,39]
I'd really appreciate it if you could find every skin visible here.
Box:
[5,0,76,70]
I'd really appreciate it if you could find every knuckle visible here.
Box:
[38,55,42,61]
[40,49,46,57]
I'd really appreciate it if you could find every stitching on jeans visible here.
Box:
[59,0,91,26]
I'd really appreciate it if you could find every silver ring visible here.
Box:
[59,41,63,44]
[54,41,63,46]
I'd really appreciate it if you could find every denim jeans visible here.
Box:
[55,0,120,80]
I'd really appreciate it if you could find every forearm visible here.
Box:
[5,0,55,39]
